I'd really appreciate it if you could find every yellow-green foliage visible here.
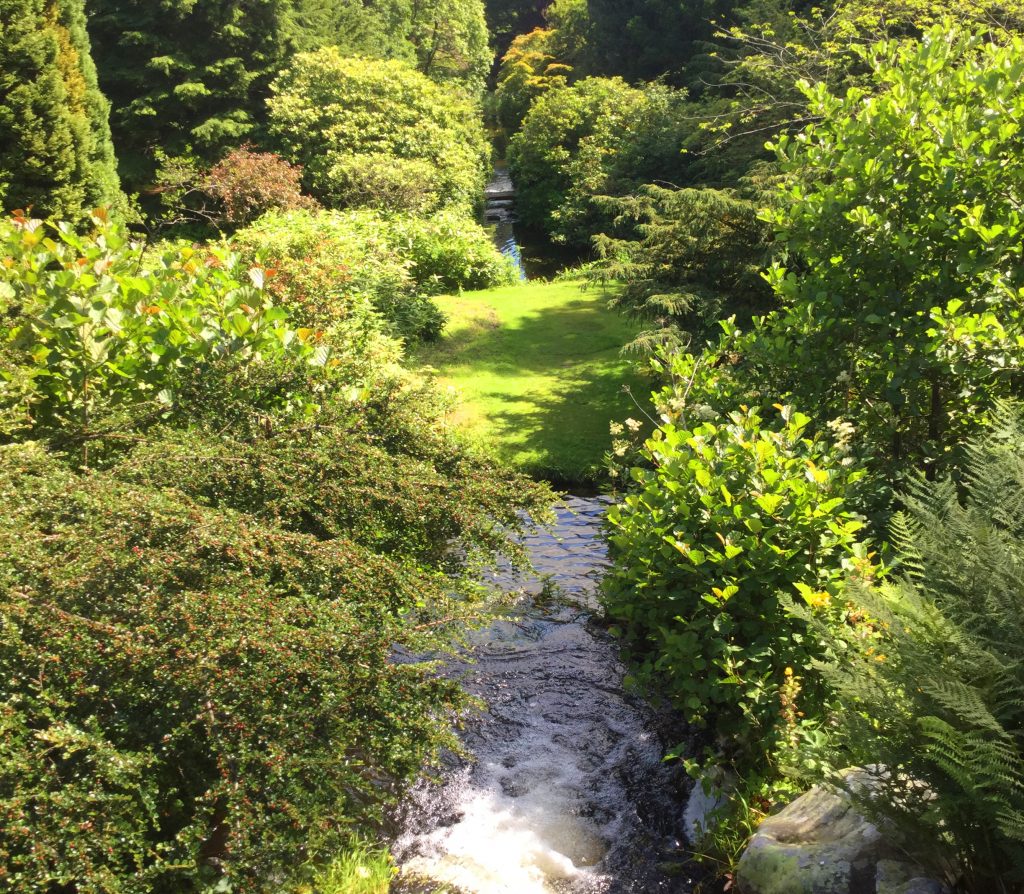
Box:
[268,52,489,215]
[762,25,1024,482]
[602,349,868,753]
[233,208,518,341]
[308,843,395,894]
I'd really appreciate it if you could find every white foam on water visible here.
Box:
[399,777,608,893]
[399,783,613,894]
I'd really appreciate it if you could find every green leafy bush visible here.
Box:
[267,51,489,214]
[603,355,867,755]
[287,0,491,93]
[794,404,1024,890]
[233,208,518,342]
[508,77,691,246]
[0,211,325,456]
[761,25,1024,481]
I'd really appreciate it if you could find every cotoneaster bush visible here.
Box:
[0,440,477,893]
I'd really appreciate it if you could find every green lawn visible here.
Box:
[414,280,651,483]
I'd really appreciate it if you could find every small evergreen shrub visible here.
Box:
[590,184,774,348]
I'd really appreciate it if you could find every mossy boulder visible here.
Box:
[735,780,946,894]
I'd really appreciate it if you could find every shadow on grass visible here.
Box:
[419,287,653,483]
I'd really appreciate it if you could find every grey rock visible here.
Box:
[735,778,947,894]
[876,860,945,894]
[683,770,729,845]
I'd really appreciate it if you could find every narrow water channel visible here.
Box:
[484,164,527,280]
[393,497,695,893]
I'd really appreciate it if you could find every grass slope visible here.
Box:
[414,280,650,482]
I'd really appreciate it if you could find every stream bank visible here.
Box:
[392,497,699,893]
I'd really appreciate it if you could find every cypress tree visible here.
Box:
[0,0,122,219]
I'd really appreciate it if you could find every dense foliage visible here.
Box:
[762,28,1024,480]
[0,210,550,891]
[290,0,491,92]
[0,0,122,219]
[0,211,324,452]
[233,208,518,342]
[508,77,689,245]
[86,0,293,193]
[592,184,773,347]
[604,349,867,754]
[799,406,1024,889]
[268,52,489,214]
[602,20,1024,888]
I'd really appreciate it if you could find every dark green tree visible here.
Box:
[583,0,731,85]
[0,0,122,218]
[485,0,549,59]
[85,0,294,192]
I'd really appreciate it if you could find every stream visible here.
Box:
[484,164,526,280]
[393,497,696,893]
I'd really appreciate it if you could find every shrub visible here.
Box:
[603,352,867,756]
[761,25,1024,482]
[205,146,319,227]
[233,209,518,342]
[0,204,553,892]
[0,211,325,457]
[0,439,470,893]
[795,404,1024,890]
[267,51,489,214]
[591,184,774,349]
[508,77,690,245]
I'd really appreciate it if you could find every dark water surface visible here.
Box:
[393,497,695,893]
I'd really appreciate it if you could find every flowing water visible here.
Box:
[393,497,695,894]
[484,164,527,280]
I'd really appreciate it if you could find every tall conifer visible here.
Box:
[86,0,294,193]
[0,0,122,218]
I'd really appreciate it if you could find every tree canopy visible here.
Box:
[267,51,489,214]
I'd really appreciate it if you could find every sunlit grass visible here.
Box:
[414,280,650,483]
[307,842,396,894]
